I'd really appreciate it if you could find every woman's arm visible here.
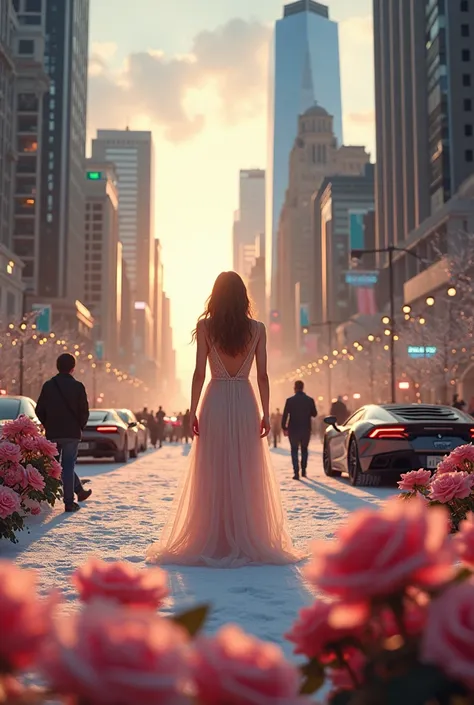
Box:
[255,323,270,437]
[190,321,208,432]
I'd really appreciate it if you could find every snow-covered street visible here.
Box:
[1,442,396,656]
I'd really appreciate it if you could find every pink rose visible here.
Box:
[47,459,62,480]
[398,469,432,492]
[429,471,473,503]
[421,581,474,689]
[73,559,169,609]
[25,464,46,492]
[448,444,474,473]
[34,436,57,459]
[456,514,474,567]
[0,486,21,519]
[0,561,51,671]
[437,457,460,475]
[1,415,39,442]
[192,625,304,705]
[305,498,454,601]
[23,497,42,516]
[19,436,38,455]
[0,462,26,489]
[379,596,427,641]
[0,441,22,466]
[41,603,189,705]
[285,600,367,661]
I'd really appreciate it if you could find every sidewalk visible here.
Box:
[0,442,394,654]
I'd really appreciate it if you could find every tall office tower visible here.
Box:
[33,0,90,309]
[373,0,474,253]
[424,0,474,211]
[266,0,343,307]
[0,0,17,250]
[232,170,265,281]
[153,239,164,374]
[91,130,155,307]
[11,0,49,294]
[83,161,120,360]
[0,2,24,324]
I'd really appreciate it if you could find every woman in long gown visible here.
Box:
[146,272,300,568]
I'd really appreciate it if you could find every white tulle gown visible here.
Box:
[146,321,300,568]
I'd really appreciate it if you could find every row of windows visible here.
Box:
[86,203,102,212]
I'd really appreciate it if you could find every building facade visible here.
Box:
[232,169,265,281]
[313,165,375,328]
[266,0,343,307]
[276,105,369,352]
[0,0,17,250]
[34,0,90,308]
[11,0,49,294]
[153,239,164,381]
[83,161,120,361]
[119,257,134,368]
[373,0,474,254]
[91,129,155,307]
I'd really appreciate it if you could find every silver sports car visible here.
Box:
[323,404,474,487]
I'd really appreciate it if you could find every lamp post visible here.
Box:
[351,245,423,403]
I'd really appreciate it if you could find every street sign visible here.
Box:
[95,341,104,361]
[32,304,51,333]
[407,345,437,359]
[345,271,379,287]
[87,171,102,180]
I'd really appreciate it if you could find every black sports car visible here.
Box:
[323,404,474,487]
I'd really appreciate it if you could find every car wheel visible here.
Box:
[348,438,381,487]
[323,439,340,477]
[114,442,130,464]
[130,440,138,459]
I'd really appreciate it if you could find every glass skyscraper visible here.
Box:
[266,0,343,308]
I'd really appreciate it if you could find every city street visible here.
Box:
[1,442,396,655]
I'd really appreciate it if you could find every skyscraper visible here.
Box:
[232,170,265,282]
[373,0,474,253]
[91,130,155,308]
[266,0,343,307]
[36,0,90,307]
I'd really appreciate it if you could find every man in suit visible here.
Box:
[282,380,317,480]
[36,353,91,512]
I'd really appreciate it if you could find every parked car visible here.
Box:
[323,403,474,487]
[78,409,138,463]
[116,409,148,452]
[0,395,41,429]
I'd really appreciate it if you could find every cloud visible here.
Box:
[87,19,270,142]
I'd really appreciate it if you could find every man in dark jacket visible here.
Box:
[36,353,91,512]
[282,380,317,480]
[330,396,349,426]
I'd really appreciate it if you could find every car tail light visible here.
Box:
[470,428,474,440]
[96,426,118,433]
[368,426,408,440]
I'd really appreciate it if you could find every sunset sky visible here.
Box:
[88,0,375,387]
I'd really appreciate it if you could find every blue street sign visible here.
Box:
[95,341,104,361]
[407,345,437,359]
[345,271,379,287]
[32,304,51,333]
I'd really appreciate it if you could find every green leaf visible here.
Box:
[453,567,473,584]
[299,659,325,695]
[328,692,353,705]
[171,604,210,637]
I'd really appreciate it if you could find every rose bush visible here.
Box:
[0,416,63,542]
[0,499,474,705]
[399,443,474,530]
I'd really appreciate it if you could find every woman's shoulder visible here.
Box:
[252,320,266,336]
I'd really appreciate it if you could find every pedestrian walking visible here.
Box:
[452,394,466,411]
[156,406,166,448]
[36,353,92,513]
[281,380,317,480]
[182,409,191,443]
[148,413,159,448]
[270,408,282,447]
[330,396,349,426]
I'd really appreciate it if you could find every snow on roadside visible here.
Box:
[0,442,396,656]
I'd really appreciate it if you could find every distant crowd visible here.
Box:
[135,407,192,448]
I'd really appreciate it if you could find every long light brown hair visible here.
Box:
[193,272,253,356]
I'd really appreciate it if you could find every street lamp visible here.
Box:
[426,297,435,307]
[351,244,423,403]
[447,287,457,297]
[402,305,412,314]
